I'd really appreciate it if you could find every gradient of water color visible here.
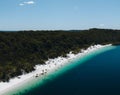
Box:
[5,45,115,95]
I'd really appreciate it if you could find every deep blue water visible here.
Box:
[22,46,120,95]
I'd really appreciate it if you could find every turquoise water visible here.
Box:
[6,45,116,95]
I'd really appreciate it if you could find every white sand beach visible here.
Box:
[0,44,112,95]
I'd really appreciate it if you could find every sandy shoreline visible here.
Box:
[0,44,112,95]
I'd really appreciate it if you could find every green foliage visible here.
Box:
[0,28,120,81]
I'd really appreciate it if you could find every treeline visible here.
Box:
[0,28,120,82]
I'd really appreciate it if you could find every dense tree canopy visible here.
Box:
[0,28,120,81]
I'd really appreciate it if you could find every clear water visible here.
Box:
[7,45,118,95]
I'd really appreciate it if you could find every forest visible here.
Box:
[0,28,120,82]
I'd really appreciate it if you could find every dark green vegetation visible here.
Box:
[0,28,120,82]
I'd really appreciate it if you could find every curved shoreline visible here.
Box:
[0,44,115,95]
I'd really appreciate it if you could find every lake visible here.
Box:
[15,45,120,95]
